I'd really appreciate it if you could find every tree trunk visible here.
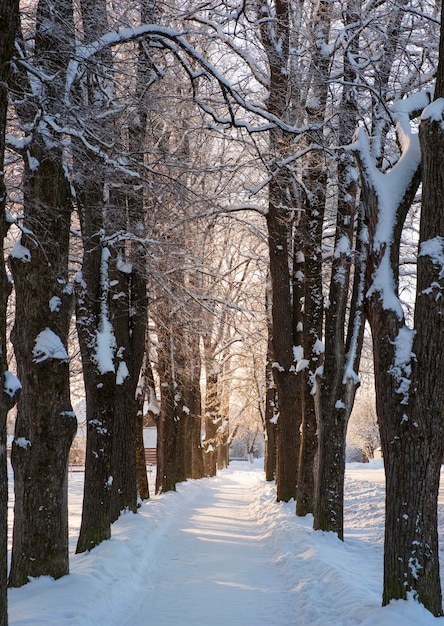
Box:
[355,84,440,611]
[155,312,180,494]
[75,249,115,552]
[378,99,444,616]
[0,0,20,617]
[135,353,151,502]
[314,0,364,538]
[203,369,220,477]
[259,0,301,502]
[108,207,147,522]
[8,127,76,590]
[183,331,204,479]
[263,280,277,481]
[8,0,77,586]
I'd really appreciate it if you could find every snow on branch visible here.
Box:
[353,91,428,319]
[420,97,444,125]
[64,24,314,135]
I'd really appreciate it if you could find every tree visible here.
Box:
[257,0,301,503]
[349,0,443,612]
[0,0,20,619]
[8,0,77,587]
[263,278,277,480]
[354,80,444,614]
[313,0,366,536]
[73,0,150,549]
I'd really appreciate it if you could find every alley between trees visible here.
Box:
[121,470,294,626]
[8,462,443,625]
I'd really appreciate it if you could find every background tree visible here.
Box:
[0,0,20,620]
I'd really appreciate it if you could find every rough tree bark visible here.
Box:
[135,350,151,502]
[73,0,117,555]
[203,359,220,478]
[355,81,444,613]
[0,0,20,618]
[155,304,180,494]
[314,0,365,538]
[8,0,77,588]
[259,0,301,502]
[263,279,277,481]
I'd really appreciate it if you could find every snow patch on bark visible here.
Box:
[32,328,69,364]
[3,371,21,397]
[10,242,31,263]
[388,326,415,405]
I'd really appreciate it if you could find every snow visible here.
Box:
[421,98,444,124]
[293,345,304,362]
[116,361,129,385]
[3,371,21,398]
[9,243,31,264]
[313,338,325,354]
[7,460,444,625]
[388,326,415,405]
[353,93,422,320]
[94,247,116,375]
[14,438,31,450]
[419,236,444,279]
[32,328,70,364]
[296,358,309,372]
[49,296,62,313]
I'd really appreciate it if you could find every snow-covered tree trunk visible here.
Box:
[0,0,20,618]
[135,349,154,502]
[74,0,148,544]
[354,83,444,613]
[400,95,444,615]
[203,363,220,478]
[8,0,77,588]
[295,0,332,515]
[75,233,115,553]
[263,279,277,481]
[106,186,147,523]
[259,0,301,502]
[73,0,117,554]
[314,0,365,538]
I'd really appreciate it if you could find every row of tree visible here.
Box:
[1,0,444,623]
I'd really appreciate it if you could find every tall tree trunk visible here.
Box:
[295,0,332,517]
[203,369,220,477]
[8,0,77,587]
[0,0,20,617]
[135,351,151,502]
[263,278,277,481]
[107,193,147,523]
[73,0,116,554]
[376,68,444,615]
[314,0,364,538]
[258,0,301,501]
[355,83,441,611]
[155,314,180,493]
[75,239,115,553]
[183,329,204,479]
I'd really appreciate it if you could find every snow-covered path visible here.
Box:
[122,471,294,625]
[8,461,444,625]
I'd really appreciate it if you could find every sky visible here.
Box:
[7,459,444,625]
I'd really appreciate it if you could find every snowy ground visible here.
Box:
[7,460,444,625]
